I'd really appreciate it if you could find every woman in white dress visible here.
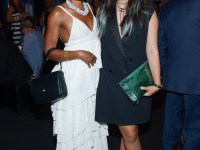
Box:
[45,0,108,150]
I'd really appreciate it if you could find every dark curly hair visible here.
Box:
[21,16,37,29]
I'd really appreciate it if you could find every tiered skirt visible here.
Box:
[51,62,108,150]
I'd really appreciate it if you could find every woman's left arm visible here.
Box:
[141,11,161,96]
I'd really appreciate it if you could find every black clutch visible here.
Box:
[29,48,67,104]
[119,61,153,105]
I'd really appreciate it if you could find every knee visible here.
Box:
[122,128,139,144]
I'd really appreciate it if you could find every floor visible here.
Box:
[0,84,165,150]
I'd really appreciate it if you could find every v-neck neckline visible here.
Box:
[114,8,124,40]
[72,14,95,32]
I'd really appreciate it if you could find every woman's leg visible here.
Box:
[118,125,141,150]
[120,137,126,150]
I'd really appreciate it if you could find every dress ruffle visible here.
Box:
[52,95,108,150]
[51,54,108,150]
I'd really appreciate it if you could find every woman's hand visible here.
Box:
[140,85,160,97]
[78,50,97,68]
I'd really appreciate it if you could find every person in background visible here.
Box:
[21,16,44,75]
[7,0,25,45]
[0,35,32,84]
[39,0,53,35]
[158,0,200,149]
[0,35,33,108]
[95,0,161,150]
[24,0,34,16]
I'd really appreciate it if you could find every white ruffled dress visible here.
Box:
[51,5,108,150]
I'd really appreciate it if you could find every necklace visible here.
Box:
[66,0,89,16]
[116,3,127,26]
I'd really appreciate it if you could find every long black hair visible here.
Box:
[97,0,152,37]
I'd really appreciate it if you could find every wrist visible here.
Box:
[63,51,69,60]
[153,83,163,89]
[14,16,20,21]
[77,50,82,59]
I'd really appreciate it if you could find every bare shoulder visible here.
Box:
[48,6,64,19]
[48,4,72,24]
[150,11,158,23]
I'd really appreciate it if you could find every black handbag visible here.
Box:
[29,48,67,104]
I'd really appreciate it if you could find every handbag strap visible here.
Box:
[45,47,57,59]
[31,48,62,79]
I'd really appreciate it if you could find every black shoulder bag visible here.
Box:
[29,48,67,104]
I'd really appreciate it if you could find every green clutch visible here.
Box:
[119,61,153,105]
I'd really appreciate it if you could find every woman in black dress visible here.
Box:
[95,0,161,149]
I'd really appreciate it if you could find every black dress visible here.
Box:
[95,5,156,125]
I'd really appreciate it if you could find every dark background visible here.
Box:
[0,84,165,150]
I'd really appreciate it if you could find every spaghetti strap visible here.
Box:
[56,5,74,18]
[86,3,94,16]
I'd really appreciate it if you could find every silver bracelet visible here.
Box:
[153,83,163,89]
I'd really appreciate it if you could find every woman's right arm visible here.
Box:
[45,7,96,67]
